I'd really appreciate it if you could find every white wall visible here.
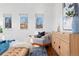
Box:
[52,4,63,31]
[0,3,62,47]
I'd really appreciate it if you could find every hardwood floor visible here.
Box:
[45,44,58,56]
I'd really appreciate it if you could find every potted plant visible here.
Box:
[0,26,3,33]
[65,10,76,17]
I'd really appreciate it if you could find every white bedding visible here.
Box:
[31,34,50,44]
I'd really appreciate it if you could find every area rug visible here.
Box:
[30,47,48,56]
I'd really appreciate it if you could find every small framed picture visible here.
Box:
[35,14,44,29]
[3,15,12,29]
[20,14,28,29]
[63,16,73,31]
[62,3,74,31]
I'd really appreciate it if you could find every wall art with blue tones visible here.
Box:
[4,15,12,29]
[63,16,73,31]
[36,15,44,29]
[62,3,75,31]
[20,15,28,29]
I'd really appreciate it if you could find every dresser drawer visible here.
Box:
[53,32,62,39]
[61,32,70,43]
[52,32,70,56]
[60,40,70,56]
[52,37,60,55]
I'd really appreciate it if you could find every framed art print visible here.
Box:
[20,14,28,29]
[4,15,12,29]
[62,3,74,31]
[63,16,73,31]
[36,14,44,29]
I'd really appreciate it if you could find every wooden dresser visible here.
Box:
[52,32,79,56]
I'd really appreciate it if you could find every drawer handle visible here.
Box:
[62,32,65,34]
[54,42,55,44]
[59,46,60,49]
